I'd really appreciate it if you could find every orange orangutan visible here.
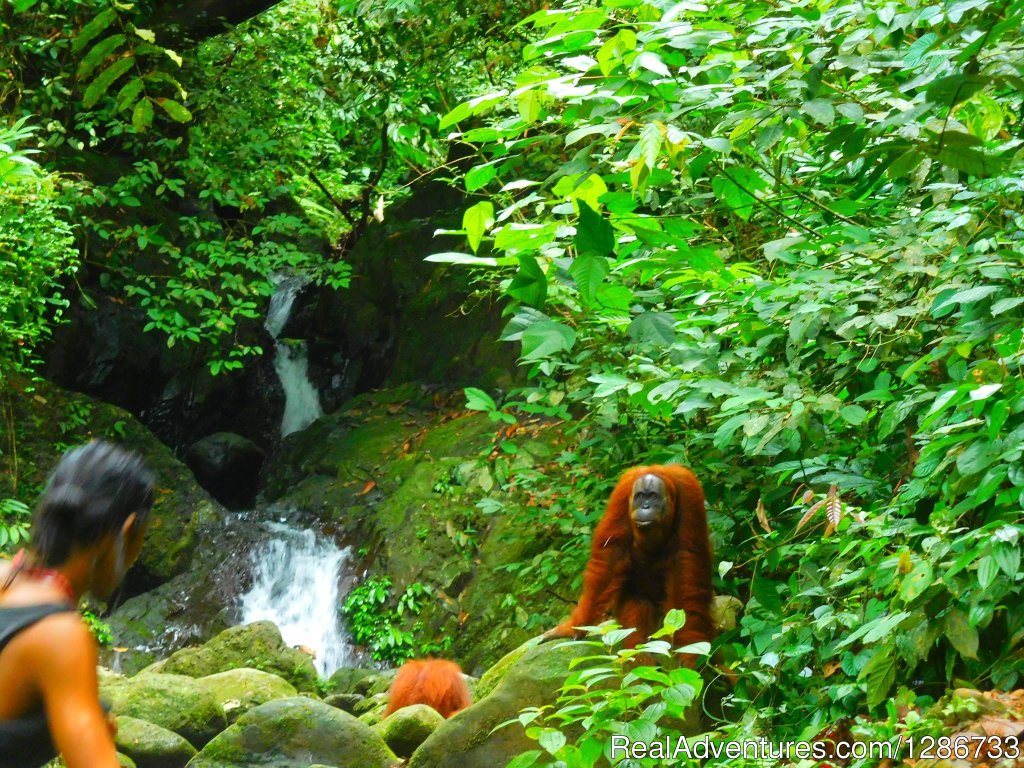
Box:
[543,464,714,652]
[385,659,472,718]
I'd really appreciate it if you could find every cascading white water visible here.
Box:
[239,522,356,676]
[265,275,323,436]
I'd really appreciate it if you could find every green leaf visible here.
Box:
[77,34,126,79]
[978,555,999,589]
[628,312,676,345]
[956,440,1000,477]
[712,170,762,221]
[114,77,145,112]
[802,98,835,125]
[156,98,192,123]
[465,164,497,192]
[83,57,135,108]
[935,144,1007,177]
[994,545,1021,579]
[521,319,576,360]
[903,32,938,66]
[926,75,991,107]
[574,199,614,256]
[537,728,566,755]
[635,51,669,76]
[425,252,498,266]
[72,8,118,54]
[839,405,868,425]
[507,255,547,308]
[944,609,979,659]
[899,560,933,603]
[570,253,609,306]
[860,647,897,708]
[132,96,154,131]
[464,387,497,411]
[462,201,495,253]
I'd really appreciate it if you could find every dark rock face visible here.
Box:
[0,375,222,594]
[44,293,282,454]
[186,433,265,509]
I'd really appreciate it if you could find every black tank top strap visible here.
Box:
[0,603,76,654]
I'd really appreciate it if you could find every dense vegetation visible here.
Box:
[3,0,1023,762]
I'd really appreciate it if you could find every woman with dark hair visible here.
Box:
[0,440,155,768]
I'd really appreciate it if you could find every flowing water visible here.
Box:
[238,522,358,676]
[265,275,323,437]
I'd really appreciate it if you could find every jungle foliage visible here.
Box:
[2,0,1024,760]
[437,0,1024,755]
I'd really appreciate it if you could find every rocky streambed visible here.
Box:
[75,620,603,768]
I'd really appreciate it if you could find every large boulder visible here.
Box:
[186,697,400,768]
[373,704,444,758]
[407,640,591,768]
[114,716,198,768]
[197,668,298,723]
[158,622,319,692]
[101,673,227,748]
[185,432,265,509]
[0,375,222,589]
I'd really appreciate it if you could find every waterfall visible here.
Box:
[239,522,357,676]
[265,275,323,436]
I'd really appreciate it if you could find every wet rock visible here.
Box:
[0,375,223,592]
[324,693,363,713]
[326,666,377,694]
[186,697,399,768]
[407,640,595,768]
[197,668,298,723]
[186,433,265,509]
[158,622,319,693]
[373,704,444,758]
[101,673,227,748]
[114,716,198,768]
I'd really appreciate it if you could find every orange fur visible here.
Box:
[385,659,472,718]
[549,464,715,652]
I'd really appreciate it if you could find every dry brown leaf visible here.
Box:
[755,498,772,534]
[974,716,1024,738]
[797,498,827,532]
[826,485,842,526]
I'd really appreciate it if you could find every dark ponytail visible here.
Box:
[32,441,155,566]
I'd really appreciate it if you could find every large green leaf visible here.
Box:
[520,319,576,360]
[627,312,675,345]
[462,201,495,253]
[507,255,547,309]
[72,8,118,54]
[83,57,135,108]
[570,252,609,306]
[77,34,126,79]
[860,647,897,708]
[574,199,614,256]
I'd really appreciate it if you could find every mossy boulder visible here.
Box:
[101,673,227,748]
[158,622,319,692]
[324,693,363,713]
[326,666,377,694]
[114,716,198,768]
[373,704,445,758]
[0,376,222,586]
[186,697,400,768]
[407,641,592,768]
[197,668,298,723]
